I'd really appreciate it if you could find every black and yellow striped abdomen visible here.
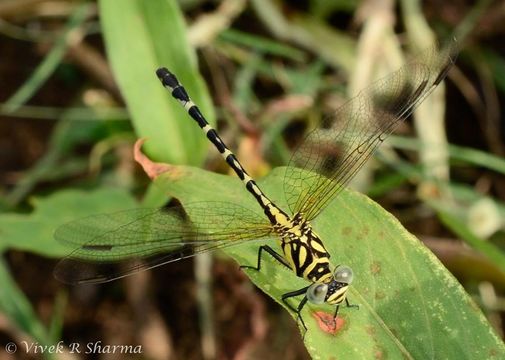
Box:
[156,68,288,226]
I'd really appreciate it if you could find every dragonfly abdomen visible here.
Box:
[157,68,289,226]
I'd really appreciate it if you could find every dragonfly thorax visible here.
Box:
[272,212,333,283]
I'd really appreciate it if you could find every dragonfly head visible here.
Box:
[306,265,353,305]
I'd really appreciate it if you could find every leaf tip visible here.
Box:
[134,138,173,180]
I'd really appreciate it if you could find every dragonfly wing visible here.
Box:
[284,40,458,221]
[54,202,273,284]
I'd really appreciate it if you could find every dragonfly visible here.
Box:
[54,39,458,332]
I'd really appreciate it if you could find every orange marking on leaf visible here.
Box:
[312,311,345,334]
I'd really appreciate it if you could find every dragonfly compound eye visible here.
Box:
[306,283,329,304]
[334,265,354,284]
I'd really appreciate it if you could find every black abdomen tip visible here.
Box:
[156,67,179,88]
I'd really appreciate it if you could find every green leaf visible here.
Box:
[388,135,505,176]
[99,0,215,164]
[153,165,505,359]
[435,209,505,275]
[0,188,136,256]
[218,29,306,62]
[0,257,51,346]
[3,3,91,111]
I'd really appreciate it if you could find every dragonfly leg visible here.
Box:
[330,304,341,331]
[345,298,360,309]
[282,286,310,333]
[240,245,290,271]
[329,298,359,331]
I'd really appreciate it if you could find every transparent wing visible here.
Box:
[284,39,458,221]
[54,201,273,284]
